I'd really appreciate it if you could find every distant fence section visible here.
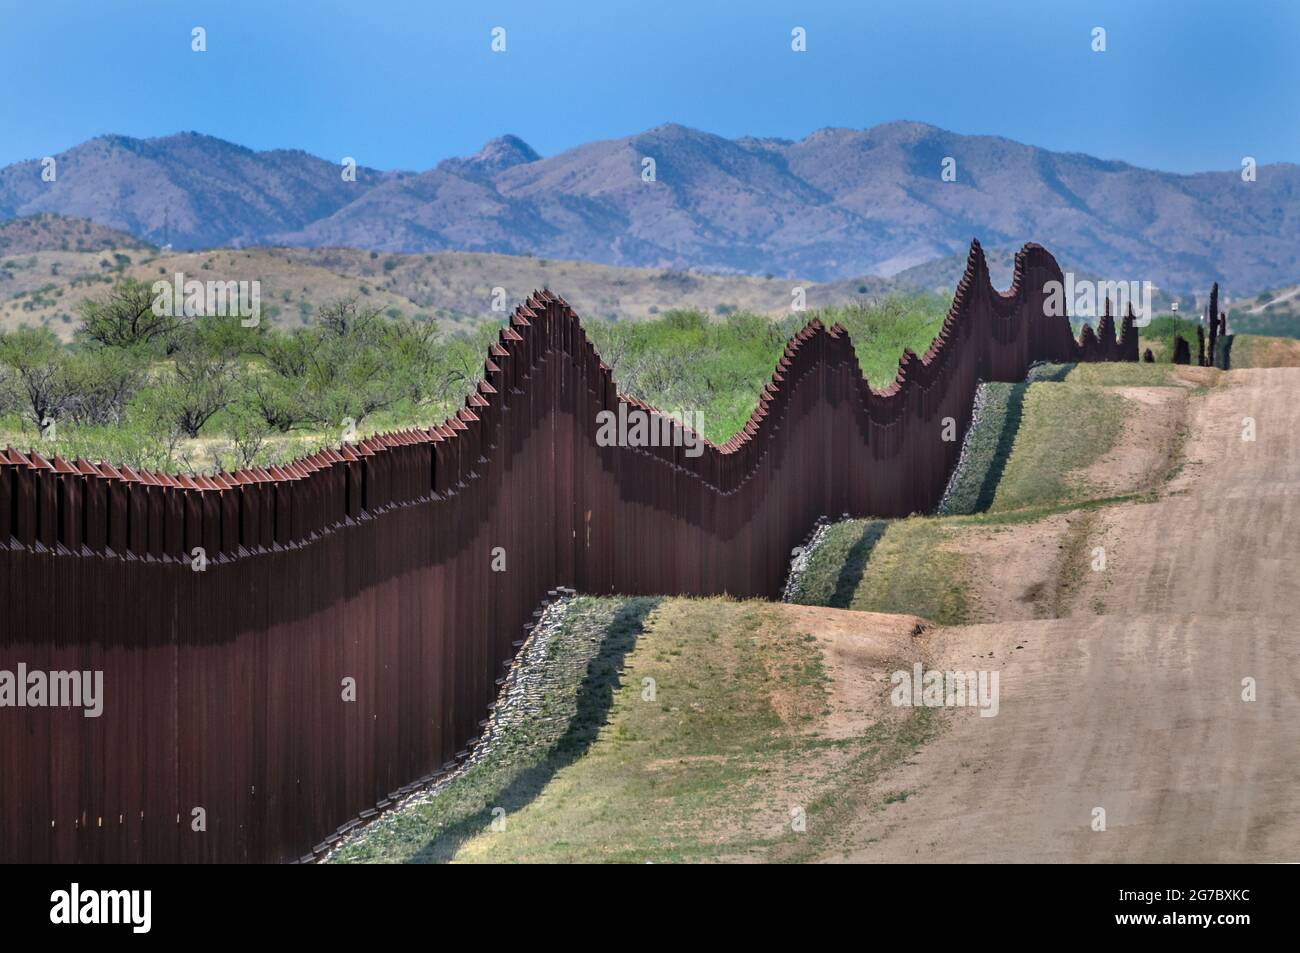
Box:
[0,240,1137,863]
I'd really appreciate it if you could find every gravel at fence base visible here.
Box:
[781,514,838,603]
[934,381,991,517]
[781,379,994,599]
[321,587,644,863]
[322,590,624,862]
[6,247,1140,864]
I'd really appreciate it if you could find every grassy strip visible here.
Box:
[939,381,1026,517]
[794,374,1147,624]
[791,518,970,625]
[943,366,1171,518]
[336,595,934,863]
[1230,334,1300,369]
[787,519,888,608]
[441,599,828,862]
[331,596,658,863]
[987,382,1128,513]
[835,518,972,625]
[950,491,1147,527]
[1054,361,1181,387]
[1046,508,1102,618]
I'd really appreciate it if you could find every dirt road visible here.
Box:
[833,367,1300,862]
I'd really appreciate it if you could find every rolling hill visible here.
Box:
[0,219,905,337]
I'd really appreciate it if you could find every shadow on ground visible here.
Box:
[408,597,659,863]
[828,520,889,608]
[969,380,1029,513]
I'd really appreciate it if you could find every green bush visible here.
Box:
[585,294,949,441]
[1,280,953,473]
[1144,315,1206,362]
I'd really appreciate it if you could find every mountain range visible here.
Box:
[2,121,1297,294]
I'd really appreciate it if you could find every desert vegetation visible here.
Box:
[584,294,949,441]
[0,281,951,468]
[331,596,936,864]
[0,279,488,471]
[0,275,1231,473]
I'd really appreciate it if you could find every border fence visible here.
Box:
[0,240,1138,862]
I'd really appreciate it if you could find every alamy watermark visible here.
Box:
[0,664,103,717]
[50,883,150,933]
[596,404,705,458]
[1043,272,1153,327]
[891,662,999,717]
[151,271,261,327]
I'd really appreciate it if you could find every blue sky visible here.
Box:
[1,0,1296,173]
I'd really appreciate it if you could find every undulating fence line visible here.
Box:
[0,240,1137,863]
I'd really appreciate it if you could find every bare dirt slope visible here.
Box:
[830,367,1300,862]
[778,604,929,740]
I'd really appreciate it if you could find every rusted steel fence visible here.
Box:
[0,241,1137,863]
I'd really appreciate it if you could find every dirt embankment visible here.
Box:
[808,367,1300,862]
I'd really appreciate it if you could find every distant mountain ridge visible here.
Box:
[2,122,1297,293]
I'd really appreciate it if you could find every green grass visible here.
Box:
[1048,361,1181,387]
[792,374,1137,624]
[788,520,889,608]
[585,294,949,442]
[333,596,932,863]
[939,381,1026,517]
[826,295,950,386]
[790,517,970,625]
[1141,314,1208,363]
[987,382,1128,512]
[1229,334,1300,369]
[829,518,971,624]
[943,368,1161,519]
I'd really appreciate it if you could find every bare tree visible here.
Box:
[77,278,179,349]
[152,321,242,438]
[163,348,238,437]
